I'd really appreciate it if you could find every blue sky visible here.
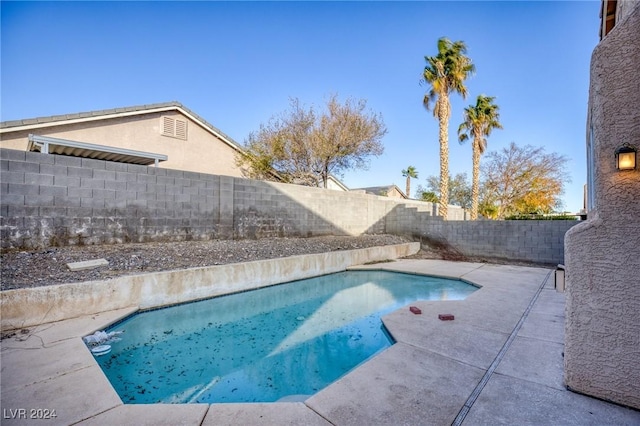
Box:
[1,1,600,213]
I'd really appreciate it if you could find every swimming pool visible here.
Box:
[92,270,477,403]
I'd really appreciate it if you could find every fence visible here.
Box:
[0,148,577,264]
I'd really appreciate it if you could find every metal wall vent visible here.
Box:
[161,116,188,140]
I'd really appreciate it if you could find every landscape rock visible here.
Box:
[1,235,409,291]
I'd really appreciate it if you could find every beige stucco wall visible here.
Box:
[387,186,406,199]
[564,1,640,409]
[326,178,347,191]
[0,111,244,177]
[617,0,637,23]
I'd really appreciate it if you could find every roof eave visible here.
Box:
[0,102,245,154]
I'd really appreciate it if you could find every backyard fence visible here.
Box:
[0,148,577,264]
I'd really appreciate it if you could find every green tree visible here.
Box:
[418,190,439,203]
[481,142,570,218]
[401,166,419,198]
[478,199,499,219]
[236,96,387,188]
[417,173,472,209]
[422,37,475,219]
[458,95,503,220]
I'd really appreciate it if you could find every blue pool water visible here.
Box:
[94,270,476,403]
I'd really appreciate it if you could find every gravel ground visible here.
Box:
[0,235,411,291]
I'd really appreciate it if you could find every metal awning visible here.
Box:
[28,134,168,166]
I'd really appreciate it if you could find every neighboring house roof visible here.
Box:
[352,185,408,198]
[0,101,244,153]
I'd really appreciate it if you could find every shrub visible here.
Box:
[505,214,578,220]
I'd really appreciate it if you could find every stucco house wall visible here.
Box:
[325,175,349,191]
[0,102,244,178]
[616,0,636,23]
[564,1,640,409]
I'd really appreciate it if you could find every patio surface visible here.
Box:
[1,259,639,425]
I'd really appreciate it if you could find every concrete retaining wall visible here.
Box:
[0,242,419,331]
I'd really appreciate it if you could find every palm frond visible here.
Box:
[422,37,474,104]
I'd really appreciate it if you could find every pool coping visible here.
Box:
[2,258,639,425]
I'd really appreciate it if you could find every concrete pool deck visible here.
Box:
[1,259,639,425]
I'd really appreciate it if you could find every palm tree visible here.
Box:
[402,166,419,198]
[422,38,475,219]
[458,95,503,220]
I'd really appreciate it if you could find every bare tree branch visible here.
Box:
[236,96,386,187]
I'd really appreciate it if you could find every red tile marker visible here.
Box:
[438,314,455,321]
[409,306,422,315]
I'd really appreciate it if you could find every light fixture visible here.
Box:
[615,143,637,171]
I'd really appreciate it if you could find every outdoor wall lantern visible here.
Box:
[615,143,637,171]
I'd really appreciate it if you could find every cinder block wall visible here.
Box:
[0,149,440,249]
[1,149,224,248]
[420,219,574,264]
[387,204,577,264]
[1,148,575,265]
